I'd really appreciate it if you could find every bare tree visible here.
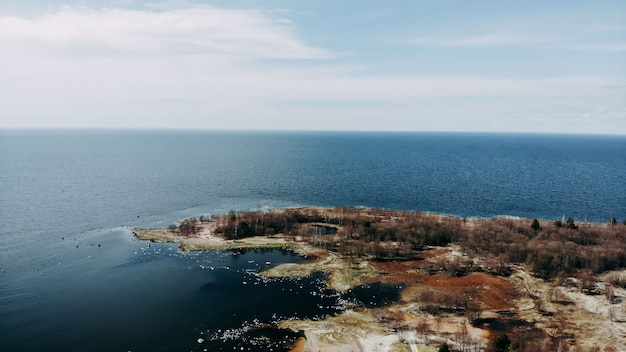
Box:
[455,321,469,352]
[179,218,199,236]
[605,283,615,304]
[435,315,443,335]
[576,269,596,294]
[608,306,618,322]
[415,320,430,345]
[467,300,482,322]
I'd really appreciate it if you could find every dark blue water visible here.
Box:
[1,130,625,351]
[1,229,342,351]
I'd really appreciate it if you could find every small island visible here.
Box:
[135,207,626,352]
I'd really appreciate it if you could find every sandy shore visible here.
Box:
[288,336,306,352]
[133,222,314,253]
[134,223,412,351]
[133,222,494,352]
[133,209,626,352]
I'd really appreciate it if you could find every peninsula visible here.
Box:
[135,207,626,352]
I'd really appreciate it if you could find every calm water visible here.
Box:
[1,130,625,351]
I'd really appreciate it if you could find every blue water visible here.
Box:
[1,130,625,351]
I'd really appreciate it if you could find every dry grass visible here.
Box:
[134,208,625,351]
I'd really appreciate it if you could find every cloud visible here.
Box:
[410,32,626,52]
[0,5,333,59]
[410,33,549,47]
[0,4,623,134]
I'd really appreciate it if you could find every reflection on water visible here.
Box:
[345,282,406,308]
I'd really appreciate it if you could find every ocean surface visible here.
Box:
[1,130,625,351]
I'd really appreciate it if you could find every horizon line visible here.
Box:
[1,127,625,137]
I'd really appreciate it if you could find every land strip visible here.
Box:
[134,207,626,352]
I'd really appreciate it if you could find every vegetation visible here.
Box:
[178,218,199,236]
[462,217,625,279]
[489,334,511,352]
[210,207,626,280]
[215,207,461,259]
[152,207,626,352]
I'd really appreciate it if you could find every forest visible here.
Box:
[177,207,626,281]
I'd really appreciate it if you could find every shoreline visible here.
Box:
[133,226,320,258]
[133,223,375,292]
[133,207,625,351]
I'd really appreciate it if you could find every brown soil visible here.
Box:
[134,208,625,352]
[422,273,515,310]
[371,254,516,311]
[288,337,306,352]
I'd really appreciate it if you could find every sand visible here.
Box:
[133,210,626,352]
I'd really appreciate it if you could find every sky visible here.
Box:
[1,1,625,134]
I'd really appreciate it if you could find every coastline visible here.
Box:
[288,336,306,352]
[133,226,309,252]
[133,207,626,352]
[133,221,377,292]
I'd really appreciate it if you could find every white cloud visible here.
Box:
[410,32,626,52]
[0,5,623,134]
[0,5,333,59]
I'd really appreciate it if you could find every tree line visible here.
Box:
[462,217,626,279]
[205,207,626,279]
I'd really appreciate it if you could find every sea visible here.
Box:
[1,130,625,351]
